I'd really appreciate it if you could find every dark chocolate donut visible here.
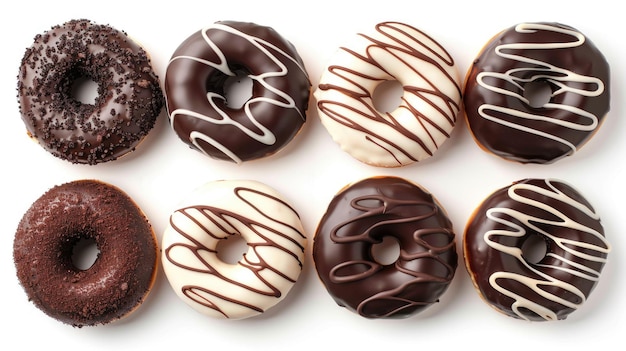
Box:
[164,21,310,163]
[13,180,159,327]
[313,176,458,319]
[464,178,610,321]
[464,22,610,164]
[17,19,164,165]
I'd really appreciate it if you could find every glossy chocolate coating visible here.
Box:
[313,176,457,319]
[164,21,310,163]
[13,180,158,327]
[464,179,610,321]
[464,23,610,164]
[17,19,164,165]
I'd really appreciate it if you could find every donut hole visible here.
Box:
[372,80,404,113]
[71,237,100,270]
[216,234,248,265]
[523,80,553,108]
[223,69,254,109]
[521,233,548,264]
[70,75,100,105]
[371,236,401,265]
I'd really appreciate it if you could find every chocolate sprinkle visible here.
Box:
[17,19,164,165]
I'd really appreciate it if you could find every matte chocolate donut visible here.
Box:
[164,21,311,163]
[13,180,158,327]
[464,23,610,164]
[315,22,462,167]
[313,176,458,319]
[464,178,610,321]
[161,180,307,319]
[17,19,164,165]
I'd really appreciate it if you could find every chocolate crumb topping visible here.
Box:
[17,19,164,165]
[13,180,158,327]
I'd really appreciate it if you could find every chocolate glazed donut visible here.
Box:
[464,23,610,164]
[164,21,311,163]
[464,179,610,321]
[313,176,457,319]
[17,19,164,165]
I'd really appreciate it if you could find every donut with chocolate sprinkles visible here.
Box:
[17,19,164,165]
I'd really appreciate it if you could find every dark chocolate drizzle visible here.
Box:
[164,185,306,318]
[313,176,457,319]
[316,22,461,167]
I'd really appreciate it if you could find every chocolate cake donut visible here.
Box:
[313,176,458,319]
[13,180,159,327]
[17,19,164,165]
[464,22,610,164]
[164,21,311,163]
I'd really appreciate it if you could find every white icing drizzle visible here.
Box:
[161,180,307,319]
[476,23,605,156]
[483,179,610,321]
[315,22,461,167]
[168,23,308,164]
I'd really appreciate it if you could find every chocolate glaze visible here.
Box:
[464,179,610,321]
[13,180,158,327]
[164,21,310,163]
[17,19,164,165]
[464,23,610,164]
[313,176,457,319]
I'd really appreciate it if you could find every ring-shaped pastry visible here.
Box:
[17,19,164,165]
[164,21,311,164]
[313,176,458,319]
[464,178,610,321]
[161,180,307,319]
[463,22,610,164]
[13,180,158,327]
[315,21,462,167]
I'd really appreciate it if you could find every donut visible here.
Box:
[463,22,610,164]
[313,176,458,319]
[314,21,462,168]
[161,180,307,319]
[164,21,311,164]
[13,179,158,327]
[17,19,164,165]
[463,178,610,321]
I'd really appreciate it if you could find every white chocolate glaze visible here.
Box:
[480,179,610,321]
[161,180,307,319]
[314,21,461,167]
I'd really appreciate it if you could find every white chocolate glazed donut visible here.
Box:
[161,180,307,319]
[314,21,462,168]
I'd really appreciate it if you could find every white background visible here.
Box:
[1,0,623,349]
